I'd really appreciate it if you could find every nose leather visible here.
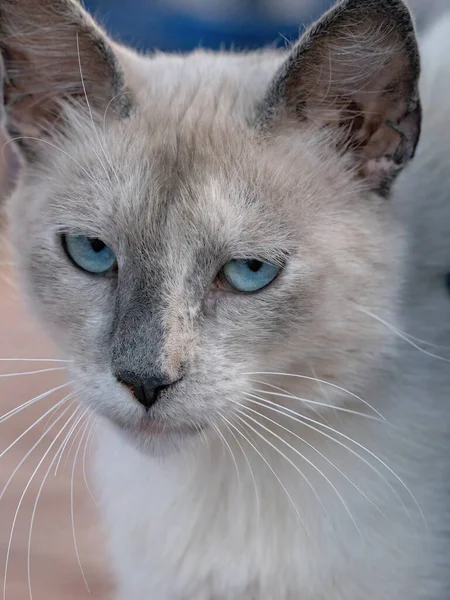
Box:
[116,371,182,410]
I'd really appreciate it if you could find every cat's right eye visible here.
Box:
[62,234,117,274]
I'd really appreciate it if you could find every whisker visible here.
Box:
[356,306,450,363]
[82,421,97,506]
[0,380,72,425]
[234,403,362,537]
[87,423,95,462]
[2,406,80,600]
[0,273,18,294]
[308,363,335,427]
[0,392,73,459]
[62,411,91,473]
[198,425,211,459]
[248,388,383,422]
[76,32,120,186]
[218,412,260,521]
[241,392,423,524]
[54,409,88,476]
[2,137,98,187]
[244,372,384,420]
[0,358,71,363]
[0,367,67,378]
[69,414,92,594]
[232,413,308,536]
[211,422,241,488]
[234,407,328,515]
[25,408,89,600]
[0,401,78,503]
[398,331,450,351]
[238,399,385,518]
[102,91,132,133]
[250,378,331,425]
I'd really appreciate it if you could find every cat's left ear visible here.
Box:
[0,0,130,162]
[259,0,421,194]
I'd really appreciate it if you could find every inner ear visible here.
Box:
[260,0,421,194]
[0,0,129,158]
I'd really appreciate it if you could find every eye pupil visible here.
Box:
[247,260,262,272]
[89,238,106,253]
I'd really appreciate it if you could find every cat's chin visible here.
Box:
[107,413,208,456]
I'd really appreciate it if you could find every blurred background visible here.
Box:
[83,0,447,53]
[1,0,449,598]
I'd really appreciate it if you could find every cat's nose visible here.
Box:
[115,371,183,410]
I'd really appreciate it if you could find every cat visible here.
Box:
[1,0,449,598]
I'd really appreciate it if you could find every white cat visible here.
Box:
[2,0,449,597]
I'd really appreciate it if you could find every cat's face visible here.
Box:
[2,0,421,453]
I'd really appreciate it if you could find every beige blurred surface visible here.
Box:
[0,253,111,599]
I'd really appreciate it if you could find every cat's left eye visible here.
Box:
[221,259,281,293]
[62,234,116,274]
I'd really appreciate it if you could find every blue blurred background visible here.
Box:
[83,0,332,52]
[82,0,446,54]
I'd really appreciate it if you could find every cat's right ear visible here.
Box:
[259,0,421,196]
[0,0,129,162]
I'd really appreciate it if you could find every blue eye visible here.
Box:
[63,234,116,274]
[222,259,281,292]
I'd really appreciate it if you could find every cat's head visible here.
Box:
[1,0,421,453]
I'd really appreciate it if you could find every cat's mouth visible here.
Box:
[136,418,205,438]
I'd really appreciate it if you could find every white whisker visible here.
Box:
[398,331,450,351]
[233,402,362,537]
[356,306,450,363]
[0,367,67,378]
[54,409,88,476]
[251,377,333,425]
[0,401,78,503]
[0,392,73,459]
[0,380,72,425]
[102,91,132,133]
[248,388,382,422]
[244,372,384,420]
[211,422,241,488]
[76,33,120,186]
[70,414,92,594]
[62,411,91,473]
[2,137,98,187]
[82,421,97,506]
[232,413,308,536]
[241,392,423,524]
[0,358,71,363]
[198,426,211,459]
[0,273,18,293]
[2,406,80,600]
[234,407,328,515]
[25,408,89,600]
[238,398,385,518]
[218,412,261,522]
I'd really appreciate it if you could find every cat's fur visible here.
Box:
[1,0,450,598]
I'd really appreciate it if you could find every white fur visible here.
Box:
[90,20,450,598]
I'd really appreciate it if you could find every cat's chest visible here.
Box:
[94,422,425,600]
